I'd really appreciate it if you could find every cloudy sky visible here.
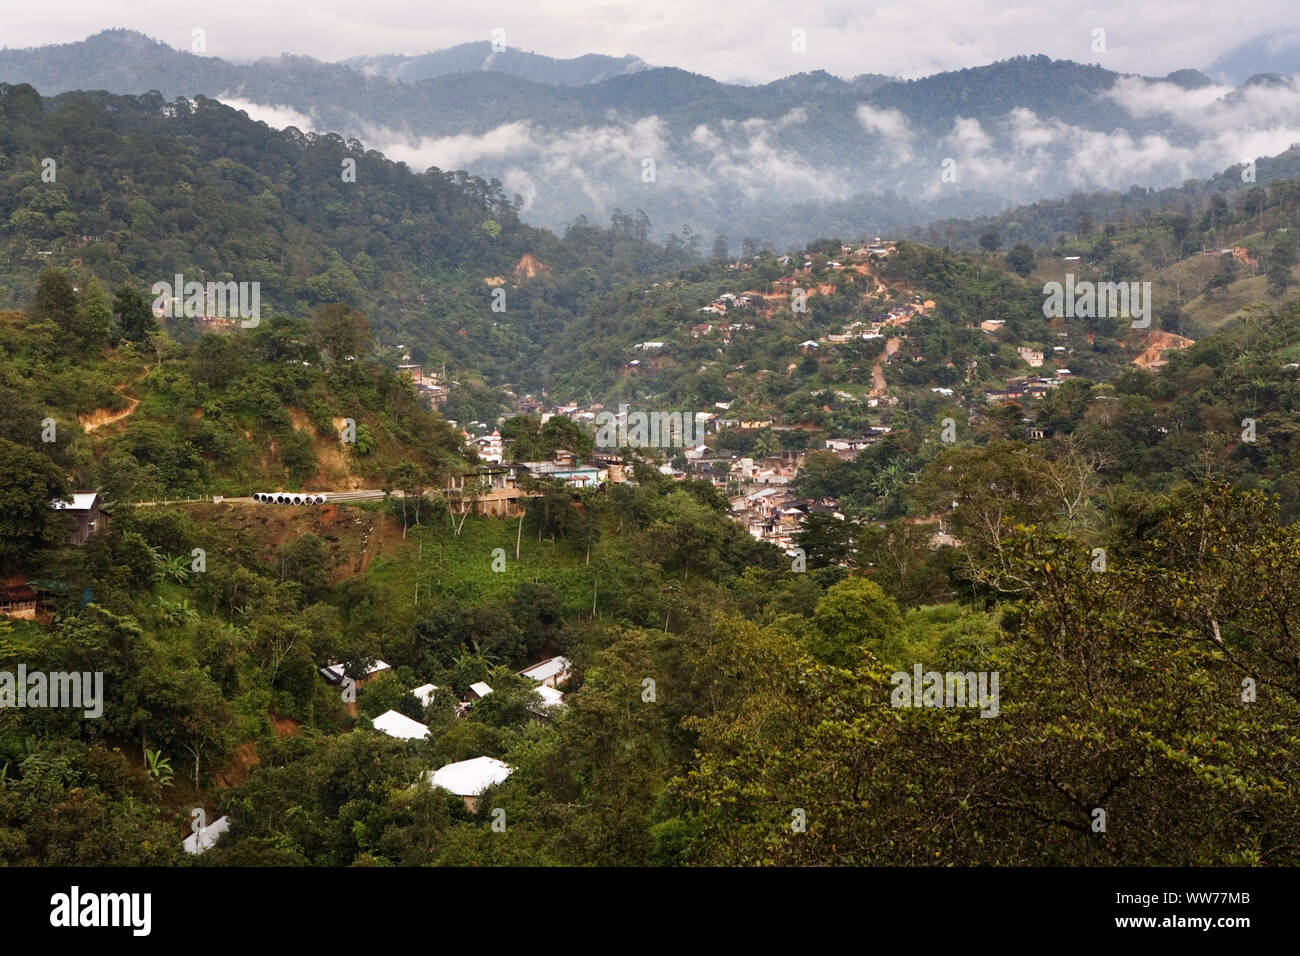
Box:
[3,0,1298,82]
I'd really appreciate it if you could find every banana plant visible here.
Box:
[154,553,192,584]
[145,748,174,788]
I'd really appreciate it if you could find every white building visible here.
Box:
[411,683,440,708]
[372,709,430,740]
[426,756,514,812]
[467,429,504,464]
[518,656,572,688]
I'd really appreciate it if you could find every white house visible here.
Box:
[468,429,504,464]
[411,683,440,707]
[51,491,106,546]
[372,709,430,740]
[426,756,514,812]
[518,655,572,688]
[1017,346,1044,368]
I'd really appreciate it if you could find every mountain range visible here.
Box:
[342,41,652,86]
[3,30,1300,250]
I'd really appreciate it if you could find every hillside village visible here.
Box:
[416,235,1206,556]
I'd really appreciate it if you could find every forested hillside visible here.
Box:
[4,300,1298,865]
[0,83,699,393]
[2,65,1300,868]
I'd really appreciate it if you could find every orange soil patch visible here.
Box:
[513,253,550,279]
[316,417,364,489]
[1133,330,1194,368]
[213,740,260,787]
[271,714,301,737]
[870,337,901,398]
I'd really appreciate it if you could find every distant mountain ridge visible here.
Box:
[3,30,1300,249]
[343,41,653,86]
[1207,30,1300,84]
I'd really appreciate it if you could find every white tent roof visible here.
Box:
[469,681,494,698]
[411,683,439,707]
[533,685,565,708]
[372,709,430,740]
[426,756,513,796]
[182,815,230,854]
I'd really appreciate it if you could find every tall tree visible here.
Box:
[77,277,113,347]
[0,438,71,568]
[113,285,156,343]
[30,268,77,335]
[311,303,372,364]
[1005,241,1035,277]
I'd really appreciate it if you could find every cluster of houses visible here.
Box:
[395,361,451,408]
[2,492,109,622]
[688,320,757,343]
[778,238,896,270]
[1201,245,1258,267]
[720,430,892,547]
[983,374,1068,405]
[731,489,845,548]
[334,655,571,808]
[687,242,905,343]
[186,654,574,852]
[696,292,755,316]
[820,298,931,345]
[315,653,573,741]
[455,390,911,545]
